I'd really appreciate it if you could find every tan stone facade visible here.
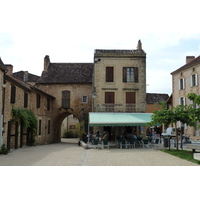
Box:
[92,41,147,139]
[93,44,146,113]
[3,66,55,149]
[171,55,200,140]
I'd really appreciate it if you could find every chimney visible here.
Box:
[5,64,13,75]
[186,56,195,64]
[44,55,50,71]
[137,40,142,50]
[23,71,29,82]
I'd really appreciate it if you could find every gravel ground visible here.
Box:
[0,138,198,166]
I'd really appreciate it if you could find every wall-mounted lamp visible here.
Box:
[2,84,6,88]
[92,93,97,99]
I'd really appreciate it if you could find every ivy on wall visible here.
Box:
[11,108,38,145]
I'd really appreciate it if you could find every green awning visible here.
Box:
[89,112,153,127]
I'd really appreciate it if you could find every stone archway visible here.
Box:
[53,111,73,143]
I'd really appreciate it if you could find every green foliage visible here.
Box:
[12,108,38,145]
[63,131,78,138]
[0,144,9,155]
[75,121,85,139]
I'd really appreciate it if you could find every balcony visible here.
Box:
[95,104,138,112]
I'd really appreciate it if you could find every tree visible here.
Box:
[149,101,196,150]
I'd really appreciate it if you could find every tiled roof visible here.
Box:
[146,93,169,104]
[37,63,94,84]
[171,55,200,75]
[13,71,40,82]
[95,49,146,55]
[6,74,55,99]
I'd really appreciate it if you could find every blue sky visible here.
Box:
[1,0,200,95]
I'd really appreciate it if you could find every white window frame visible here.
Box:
[82,96,88,104]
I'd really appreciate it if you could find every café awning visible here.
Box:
[89,112,153,127]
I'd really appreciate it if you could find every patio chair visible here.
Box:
[120,139,127,149]
[127,138,135,148]
[91,139,100,149]
[102,139,109,149]
[142,139,149,148]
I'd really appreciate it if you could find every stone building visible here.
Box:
[171,55,200,140]
[90,41,150,139]
[36,56,93,142]
[3,64,55,150]
[0,58,7,147]
[146,93,169,113]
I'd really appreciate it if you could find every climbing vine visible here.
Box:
[11,108,38,145]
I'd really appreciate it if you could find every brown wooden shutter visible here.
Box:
[123,67,127,82]
[105,92,115,103]
[10,85,16,104]
[106,67,114,82]
[62,90,70,109]
[134,67,138,82]
[36,94,41,108]
[24,92,28,108]
[126,92,136,104]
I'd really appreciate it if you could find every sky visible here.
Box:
[1,0,200,96]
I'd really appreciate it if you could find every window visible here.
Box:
[179,97,186,106]
[126,92,136,104]
[82,96,88,103]
[62,90,70,109]
[47,98,50,111]
[24,92,28,108]
[48,120,51,135]
[36,94,41,108]
[123,67,138,82]
[105,92,115,112]
[106,67,114,82]
[10,85,16,104]
[38,119,42,135]
[190,74,198,87]
[179,78,185,90]
[105,92,115,104]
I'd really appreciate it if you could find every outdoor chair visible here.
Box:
[127,138,135,148]
[102,139,109,149]
[91,139,100,149]
[120,139,127,149]
[142,139,149,148]
[152,138,160,148]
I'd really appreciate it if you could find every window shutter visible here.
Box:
[24,92,28,108]
[190,75,193,87]
[178,98,181,105]
[106,67,114,82]
[10,85,16,104]
[195,74,198,86]
[183,97,186,105]
[126,92,136,104]
[178,79,181,90]
[62,90,70,109]
[134,67,138,82]
[105,92,115,104]
[123,67,127,82]
[183,78,185,89]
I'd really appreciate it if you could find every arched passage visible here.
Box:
[53,111,79,143]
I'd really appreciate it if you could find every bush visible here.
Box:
[63,131,78,138]
[0,144,9,155]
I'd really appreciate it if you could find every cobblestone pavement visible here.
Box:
[0,138,198,166]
